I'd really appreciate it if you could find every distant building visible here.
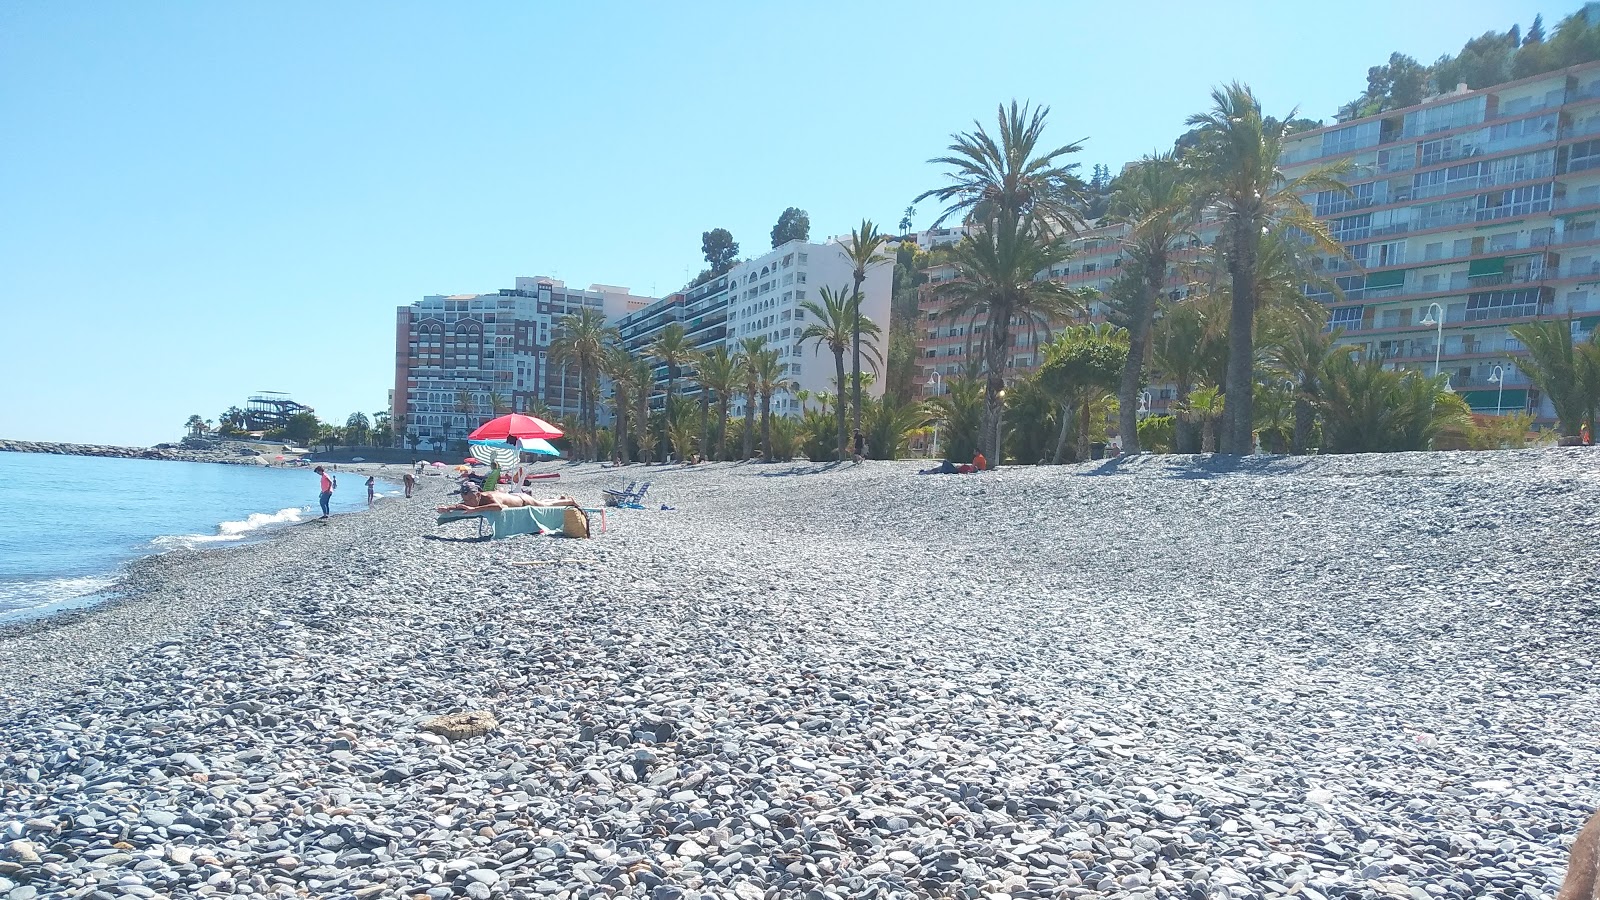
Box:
[724,239,892,419]
[393,276,653,449]
[614,273,733,410]
[1281,60,1600,420]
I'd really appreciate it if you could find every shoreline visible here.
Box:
[0,453,1594,899]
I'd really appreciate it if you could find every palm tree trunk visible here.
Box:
[742,393,755,460]
[1077,395,1092,463]
[662,375,674,462]
[834,348,848,459]
[1291,396,1313,455]
[761,392,772,461]
[1174,380,1198,453]
[717,398,730,461]
[850,281,864,446]
[1202,419,1217,453]
[984,314,1011,463]
[1224,226,1257,455]
[636,395,651,464]
[698,389,711,460]
[1117,288,1156,455]
[1052,398,1073,464]
[615,387,631,464]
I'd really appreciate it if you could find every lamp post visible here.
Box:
[1138,390,1151,418]
[996,386,1007,467]
[1419,302,1446,378]
[1488,364,1507,414]
[930,371,943,458]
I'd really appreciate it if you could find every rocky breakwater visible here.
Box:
[0,452,1597,900]
[0,438,265,466]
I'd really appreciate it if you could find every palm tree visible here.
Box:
[931,219,1084,461]
[1039,323,1128,463]
[1151,294,1228,452]
[550,308,617,461]
[695,345,740,460]
[1268,321,1355,453]
[1510,319,1599,437]
[1177,385,1226,453]
[487,391,510,416]
[800,285,883,460]
[915,100,1089,236]
[648,323,694,458]
[1183,82,1350,453]
[183,414,207,438]
[736,336,767,460]
[751,347,789,461]
[929,375,984,462]
[602,346,638,464]
[626,354,658,464]
[1106,153,1191,454]
[345,412,371,446]
[838,220,893,445]
[1318,353,1470,452]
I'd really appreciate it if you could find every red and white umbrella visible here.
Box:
[468,414,563,442]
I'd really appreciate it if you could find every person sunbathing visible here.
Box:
[438,491,580,513]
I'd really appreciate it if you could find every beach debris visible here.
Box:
[419,710,498,741]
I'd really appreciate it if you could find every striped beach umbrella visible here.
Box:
[468,440,521,468]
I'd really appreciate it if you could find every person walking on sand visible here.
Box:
[366,475,376,506]
[403,471,416,498]
[315,466,336,519]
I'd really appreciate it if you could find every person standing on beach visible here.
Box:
[314,466,335,519]
[366,475,376,506]
[403,472,415,498]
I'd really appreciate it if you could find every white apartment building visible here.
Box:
[724,239,893,418]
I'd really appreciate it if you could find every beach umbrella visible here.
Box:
[464,457,481,464]
[431,461,446,467]
[523,438,561,458]
[468,440,522,468]
[469,413,563,442]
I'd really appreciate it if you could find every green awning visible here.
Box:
[1365,269,1406,288]
[1461,389,1527,411]
[1468,257,1507,278]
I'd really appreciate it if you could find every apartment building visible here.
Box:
[1282,61,1600,419]
[393,277,652,449]
[614,273,733,410]
[724,239,892,418]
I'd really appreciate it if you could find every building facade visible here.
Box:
[724,239,893,418]
[614,274,733,410]
[393,277,652,449]
[1282,61,1600,419]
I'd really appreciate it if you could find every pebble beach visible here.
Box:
[1,451,1597,900]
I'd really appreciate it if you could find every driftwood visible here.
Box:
[420,710,499,741]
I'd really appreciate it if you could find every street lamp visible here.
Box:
[1138,390,1151,417]
[1488,364,1507,414]
[996,387,1007,467]
[1419,302,1446,378]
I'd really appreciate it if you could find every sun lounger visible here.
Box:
[436,506,607,540]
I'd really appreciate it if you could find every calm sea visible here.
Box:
[0,453,389,622]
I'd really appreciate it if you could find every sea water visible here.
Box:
[0,452,387,621]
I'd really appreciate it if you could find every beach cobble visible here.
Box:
[0,451,1597,900]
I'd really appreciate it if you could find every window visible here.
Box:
[1330,306,1363,328]
[796,272,806,283]
[1371,240,1406,267]
[1424,242,1444,261]
[797,253,808,263]
[1465,288,1540,321]
[793,306,805,318]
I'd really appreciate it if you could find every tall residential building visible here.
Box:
[1282,61,1600,420]
[724,239,893,418]
[614,273,733,410]
[393,276,652,449]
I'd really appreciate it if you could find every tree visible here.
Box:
[1509,319,1600,436]
[372,410,393,448]
[1039,324,1128,463]
[1318,354,1470,453]
[915,100,1089,236]
[800,285,883,459]
[627,354,658,464]
[750,347,788,461]
[1353,53,1429,115]
[1183,82,1349,454]
[1151,294,1228,453]
[1177,385,1225,453]
[184,415,208,438]
[863,395,932,460]
[550,308,617,461]
[1268,321,1355,454]
[770,207,810,247]
[700,341,742,454]
[838,220,893,447]
[931,219,1084,462]
[735,337,767,460]
[1105,153,1190,454]
[702,228,739,275]
[648,323,694,459]
[345,412,371,446]
[602,346,639,464]
[899,206,915,235]
[929,374,984,462]
[487,392,510,416]
[284,411,319,448]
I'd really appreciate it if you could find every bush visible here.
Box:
[1137,415,1176,453]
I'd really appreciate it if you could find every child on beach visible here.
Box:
[366,476,376,506]
[403,472,415,498]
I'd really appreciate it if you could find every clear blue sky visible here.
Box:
[0,0,1556,445]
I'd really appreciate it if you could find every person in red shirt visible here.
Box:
[314,466,336,519]
[972,451,987,472]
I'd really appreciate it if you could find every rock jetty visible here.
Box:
[0,450,1595,899]
[0,438,267,466]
